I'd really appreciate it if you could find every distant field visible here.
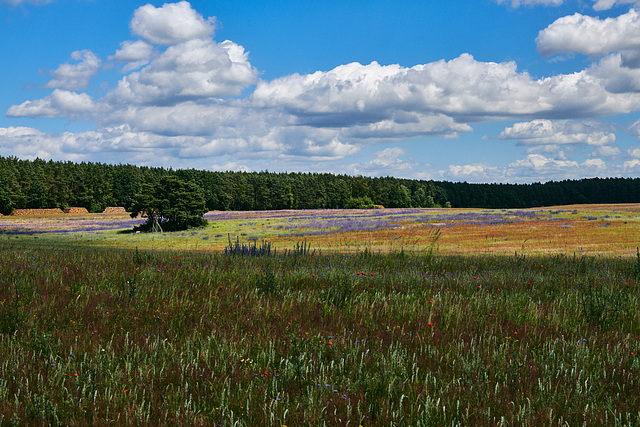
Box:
[1,204,639,256]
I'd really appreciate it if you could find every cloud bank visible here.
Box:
[3,1,640,182]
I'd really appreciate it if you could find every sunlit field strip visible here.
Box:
[1,205,639,255]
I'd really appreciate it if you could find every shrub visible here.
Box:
[345,196,375,209]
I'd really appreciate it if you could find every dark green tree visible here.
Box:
[412,186,427,208]
[389,184,412,208]
[0,186,13,215]
[130,176,207,232]
[351,176,370,198]
[26,180,46,209]
[326,178,350,208]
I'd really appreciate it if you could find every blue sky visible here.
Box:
[3,0,640,183]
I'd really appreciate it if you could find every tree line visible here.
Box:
[0,156,638,215]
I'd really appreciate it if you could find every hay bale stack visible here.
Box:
[103,206,128,214]
[63,207,89,214]
[10,208,64,216]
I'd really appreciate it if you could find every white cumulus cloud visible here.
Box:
[6,89,96,118]
[500,119,617,146]
[254,54,640,125]
[623,158,640,169]
[507,153,610,179]
[591,145,621,156]
[130,1,216,45]
[0,126,98,161]
[105,39,257,106]
[41,50,101,91]
[537,9,640,58]
[108,40,153,72]
[593,0,639,11]
[343,147,417,177]
[447,163,501,181]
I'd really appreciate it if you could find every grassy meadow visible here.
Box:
[2,204,640,255]
[0,206,639,425]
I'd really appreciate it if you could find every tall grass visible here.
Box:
[0,244,638,425]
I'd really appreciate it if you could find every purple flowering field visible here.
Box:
[1,206,638,255]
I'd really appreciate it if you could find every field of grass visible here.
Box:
[0,206,639,425]
[2,204,640,256]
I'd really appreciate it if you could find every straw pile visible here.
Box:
[63,207,89,214]
[10,208,64,216]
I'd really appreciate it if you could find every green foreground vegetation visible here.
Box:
[1,244,639,425]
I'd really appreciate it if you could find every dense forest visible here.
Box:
[0,156,639,215]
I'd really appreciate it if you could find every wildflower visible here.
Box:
[328,341,333,346]
[428,322,433,327]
